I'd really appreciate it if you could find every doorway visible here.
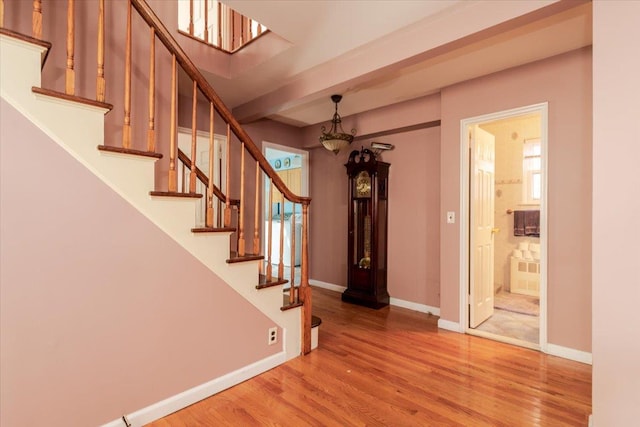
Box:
[460,103,548,350]
[262,142,309,285]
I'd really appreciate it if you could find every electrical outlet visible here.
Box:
[268,327,278,345]
[447,211,455,224]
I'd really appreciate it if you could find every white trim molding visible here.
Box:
[545,344,592,365]
[459,103,549,348]
[389,297,440,316]
[101,352,287,427]
[309,279,346,293]
[311,280,441,317]
[437,318,464,333]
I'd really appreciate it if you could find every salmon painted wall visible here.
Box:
[440,48,592,352]
[0,99,279,426]
[302,96,441,308]
[592,2,640,424]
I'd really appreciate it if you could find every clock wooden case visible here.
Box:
[343,148,390,309]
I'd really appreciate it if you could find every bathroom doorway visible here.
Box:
[460,103,548,350]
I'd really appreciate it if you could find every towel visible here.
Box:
[514,210,540,237]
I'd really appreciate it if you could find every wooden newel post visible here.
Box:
[301,202,312,355]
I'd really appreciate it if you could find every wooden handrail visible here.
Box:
[177,148,238,206]
[130,0,310,207]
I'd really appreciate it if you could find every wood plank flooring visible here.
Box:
[147,287,592,426]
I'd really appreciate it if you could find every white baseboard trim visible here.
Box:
[309,279,346,293]
[545,343,592,365]
[438,318,464,333]
[389,297,440,316]
[310,280,441,317]
[101,352,286,427]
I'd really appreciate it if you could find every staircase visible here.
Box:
[0,1,315,425]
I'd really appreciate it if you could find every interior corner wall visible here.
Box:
[592,2,640,424]
[440,48,592,352]
[0,99,279,427]
[304,95,441,309]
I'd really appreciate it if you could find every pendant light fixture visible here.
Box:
[319,94,356,155]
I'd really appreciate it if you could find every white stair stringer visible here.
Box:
[0,33,302,360]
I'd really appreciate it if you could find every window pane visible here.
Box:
[532,157,541,170]
[532,173,541,200]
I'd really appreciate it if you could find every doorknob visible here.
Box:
[491,227,500,234]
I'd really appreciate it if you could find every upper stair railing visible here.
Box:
[0,0,313,355]
[179,0,267,53]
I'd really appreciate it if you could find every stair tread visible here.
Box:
[256,274,288,289]
[192,227,236,233]
[311,315,322,328]
[150,191,202,198]
[280,301,304,311]
[33,87,113,111]
[226,252,264,263]
[98,144,162,159]
[0,28,51,66]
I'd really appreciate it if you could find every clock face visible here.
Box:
[355,171,371,197]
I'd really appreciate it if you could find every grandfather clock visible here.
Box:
[343,148,390,309]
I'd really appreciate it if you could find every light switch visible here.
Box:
[447,211,455,224]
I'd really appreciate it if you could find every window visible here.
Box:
[523,138,541,204]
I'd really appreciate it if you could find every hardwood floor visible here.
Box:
[147,287,592,426]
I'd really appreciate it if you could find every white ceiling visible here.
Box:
[203,0,592,128]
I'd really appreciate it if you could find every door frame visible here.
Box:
[262,141,310,262]
[459,103,548,351]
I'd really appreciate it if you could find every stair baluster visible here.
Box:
[168,53,177,191]
[190,81,198,193]
[290,207,296,305]
[224,123,231,227]
[147,27,155,151]
[278,192,285,279]
[206,102,215,227]
[266,179,274,281]
[32,0,42,39]
[122,0,132,148]
[96,0,105,102]
[253,160,261,257]
[65,0,74,95]
[238,142,246,256]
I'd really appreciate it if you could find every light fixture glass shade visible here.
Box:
[319,94,355,155]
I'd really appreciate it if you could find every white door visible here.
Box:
[470,125,496,328]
